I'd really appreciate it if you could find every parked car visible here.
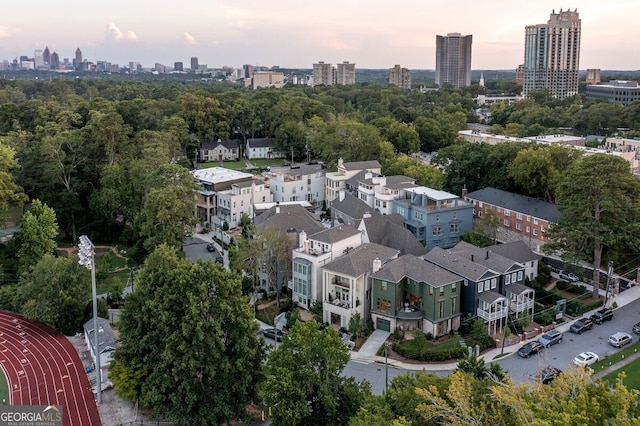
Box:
[573,351,599,367]
[206,243,216,252]
[538,366,562,384]
[263,328,286,342]
[214,256,224,264]
[570,317,593,334]
[518,341,544,358]
[558,270,579,282]
[633,322,640,334]
[538,329,563,348]
[608,332,633,348]
[590,308,614,324]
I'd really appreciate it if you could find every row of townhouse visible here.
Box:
[198,138,284,161]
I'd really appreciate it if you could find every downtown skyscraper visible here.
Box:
[523,9,581,99]
[435,33,472,87]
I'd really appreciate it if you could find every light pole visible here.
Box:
[78,235,101,405]
[384,342,390,391]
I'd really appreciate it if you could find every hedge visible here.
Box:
[392,342,468,362]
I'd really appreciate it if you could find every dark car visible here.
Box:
[570,317,593,334]
[590,308,614,324]
[214,256,224,264]
[518,341,544,358]
[206,243,216,252]
[633,322,640,334]
[538,366,562,384]
[263,328,286,342]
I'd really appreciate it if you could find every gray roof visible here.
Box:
[507,282,534,295]
[201,139,239,150]
[356,214,427,257]
[322,243,399,278]
[449,241,522,274]
[477,291,506,304]
[371,254,461,287]
[84,317,118,354]
[424,246,499,282]
[309,225,361,244]
[247,138,274,148]
[269,164,323,177]
[464,187,561,222]
[255,204,324,235]
[331,192,377,219]
[384,175,418,190]
[345,170,380,188]
[486,240,541,264]
[342,160,381,171]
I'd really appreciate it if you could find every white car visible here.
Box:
[559,270,579,282]
[573,351,599,367]
[608,332,633,348]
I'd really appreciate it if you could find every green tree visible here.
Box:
[111,245,265,425]
[16,254,90,335]
[0,141,27,223]
[348,312,367,340]
[261,320,371,426]
[16,199,58,273]
[545,154,640,300]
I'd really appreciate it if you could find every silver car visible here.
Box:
[538,329,563,348]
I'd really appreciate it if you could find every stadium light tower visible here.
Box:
[78,235,101,404]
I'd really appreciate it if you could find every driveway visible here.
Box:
[355,329,390,358]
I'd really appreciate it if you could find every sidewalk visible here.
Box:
[350,284,640,371]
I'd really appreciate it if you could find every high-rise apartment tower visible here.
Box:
[312,61,334,86]
[336,61,356,85]
[435,33,472,87]
[523,9,581,99]
[389,65,412,89]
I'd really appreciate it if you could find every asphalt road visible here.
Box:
[182,237,227,266]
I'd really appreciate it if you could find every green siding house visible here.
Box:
[370,254,462,336]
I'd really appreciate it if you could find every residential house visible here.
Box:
[216,178,272,229]
[292,225,363,309]
[355,214,427,257]
[463,187,561,249]
[424,241,533,334]
[192,167,254,229]
[322,243,399,328]
[331,191,377,227]
[392,187,474,250]
[246,138,282,160]
[344,171,417,213]
[265,164,325,208]
[83,317,118,368]
[370,254,463,336]
[199,139,240,162]
[486,240,541,282]
[324,158,381,203]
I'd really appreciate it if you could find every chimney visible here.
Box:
[373,258,382,273]
[365,171,373,180]
[299,230,307,250]
[276,201,280,214]
[338,158,344,168]
[363,212,371,218]
[339,190,345,202]
[461,185,468,197]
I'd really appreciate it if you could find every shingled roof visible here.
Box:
[255,204,324,235]
[309,225,361,244]
[464,187,560,222]
[424,246,499,282]
[356,214,427,257]
[371,254,461,287]
[331,192,376,220]
[485,240,541,264]
[322,243,399,278]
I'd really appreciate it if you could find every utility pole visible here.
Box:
[604,261,613,307]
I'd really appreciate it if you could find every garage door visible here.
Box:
[376,318,391,332]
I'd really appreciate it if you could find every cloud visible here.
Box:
[0,25,19,38]
[183,32,197,45]
[105,23,137,41]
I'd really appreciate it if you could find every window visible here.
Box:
[381,281,387,291]
[439,301,444,318]
[415,212,423,220]
[432,226,442,236]
[478,281,484,293]
[505,274,511,285]
[504,219,510,226]
[453,212,457,219]
[451,298,456,314]
[511,272,517,283]
[541,225,546,232]
[533,218,539,225]
[376,298,391,313]
[516,213,523,220]
[450,223,459,233]
[439,287,444,296]
[517,271,523,281]
[429,287,433,295]
[516,223,522,231]
[452,282,457,291]
[533,229,538,236]
[478,210,483,218]
[436,214,441,222]
[526,226,530,233]
[504,209,511,216]
[526,215,531,222]
[491,278,497,289]
[479,202,484,208]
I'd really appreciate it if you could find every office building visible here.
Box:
[312,61,334,86]
[34,50,44,68]
[523,9,581,99]
[43,46,50,66]
[174,62,184,72]
[389,65,412,89]
[435,33,472,87]
[50,52,59,70]
[586,80,640,106]
[336,61,356,85]
[246,71,285,89]
[74,48,83,70]
[190,57,198,72]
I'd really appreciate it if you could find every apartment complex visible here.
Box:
[312,61,335,86]
[388,65,412,89]
[435,33,472,87]
[245,71,285,89]
[336,62,356,85]
[523,9,581,99]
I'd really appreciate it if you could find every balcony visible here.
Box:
[325,299,351,311]
[510,298,534,313]
[396,308,424,320]
[477,306,508,322]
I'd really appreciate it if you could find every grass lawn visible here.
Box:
[250,158,286,168]
[601,357,640,389]
[0,368,8,404]
[397,334,461,352]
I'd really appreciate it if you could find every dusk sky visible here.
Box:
[2,1,639,70]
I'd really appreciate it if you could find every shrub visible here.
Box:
[534,308,556,326]
[393,342,467,362]
[425,332,433,341]
[392,328,402,342]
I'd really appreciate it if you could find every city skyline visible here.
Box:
[2,1,639,70]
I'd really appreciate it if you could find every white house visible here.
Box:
[324,158,381,203]
[246,138,283,159]
[83,317,118,368]
[216,178,272,229]
[266,164,325,208]
[199,139,240,162]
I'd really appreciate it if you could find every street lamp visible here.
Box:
[384,341,391,391]
[78,235,101,405]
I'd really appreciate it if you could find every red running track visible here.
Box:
[0,311,102,425]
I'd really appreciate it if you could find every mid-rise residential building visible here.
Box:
[463,187,560,248]
[322,243,399,328]
[216,179,271,229]
[246,71,285,89]
[585,68,601,84]
[312,61,334,86]
[324,159,382,202]
[435,33,473,87]
[371,254,462,335]
[292,226,363,309]
[336,61,356,85]
[344,171,417,214]
[174,62,184,72]
[266,164,325,208]
[389,64,412,89]
[523,9,581,99]
[515,64,525,86]
[392,187,474,250]
[586,80,640,106]
[199,140,240,162]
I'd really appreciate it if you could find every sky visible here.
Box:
[1,1,639,70]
